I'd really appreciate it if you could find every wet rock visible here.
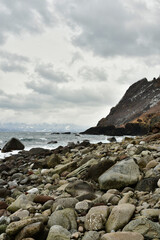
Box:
[85,206,109,231]
[46,225,71,240]
[135,177,159,192]
[106,203,135,232]
[2,138,24,153]
[123,218,160,239]
[101,232,144,240]
[48,208,77,231]
[98,159,140,190]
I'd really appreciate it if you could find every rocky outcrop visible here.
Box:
[1,138,24,152]
[82,76,160,136]
[98,77,160,127]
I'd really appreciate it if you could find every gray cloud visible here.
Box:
[0,51,29,73]
[35,63,71,82]
[0,61,27,73]
[78,66,108,81]
[0,0,55,44]
[55,0,160,57]
[0,51,29,62]
[70,52,83,65]
[26,77,114,107]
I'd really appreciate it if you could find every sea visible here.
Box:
[0,131,126,159]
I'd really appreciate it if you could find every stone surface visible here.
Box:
[135,177,159,192]
[123,218,160,239]
[46,225,71,240]
[51,197,78,212]
[85,206,109,231]
[106,203,135,232]
[7,194,35,212]
[82,231,100,240]
[65,180,94,197]
[48,208,77,230]
[98,159,140,190]
[101,232,144,240]
[15,222,43,240]
[6,216,47,236]
[2,138,24,152]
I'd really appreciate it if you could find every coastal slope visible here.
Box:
[83,76,160,135]
[98,77,160,127]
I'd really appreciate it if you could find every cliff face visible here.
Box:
[97,77,160,127]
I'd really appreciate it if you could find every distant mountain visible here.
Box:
[0,122,86,132]
[82,76,160,136]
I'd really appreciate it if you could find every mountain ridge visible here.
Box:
[82,76,160,136]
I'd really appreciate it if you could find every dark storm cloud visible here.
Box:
[78,66,108,81]
[35,64,71,83]
[55,0,160,57]
[0,0,55,44]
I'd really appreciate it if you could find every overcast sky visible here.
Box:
[0,0,160,128]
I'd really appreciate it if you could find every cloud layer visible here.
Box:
[0,0,160,127]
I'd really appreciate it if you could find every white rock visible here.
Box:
[27,188,39,194]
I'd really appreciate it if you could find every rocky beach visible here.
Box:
[0,133,160,240]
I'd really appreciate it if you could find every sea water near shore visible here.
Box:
[0,131,125,159]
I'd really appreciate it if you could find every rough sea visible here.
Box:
[0,131,125,159]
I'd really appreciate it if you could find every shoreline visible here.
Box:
[0,135,160,239]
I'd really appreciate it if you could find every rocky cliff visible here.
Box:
[98,77,160,127]
[83,76,160,135]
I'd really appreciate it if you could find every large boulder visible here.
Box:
[2,138,24,152]
[106,203,135,232]
[98,159,140,190]
[48,208,77,231]
[123,218,160,239]
[46,225,71,240]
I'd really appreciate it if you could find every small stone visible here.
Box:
[0,201,8,210]
[33,195,54,204]
[78,226,84,232]
[26,188,39,194]
[75,200,90,214]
